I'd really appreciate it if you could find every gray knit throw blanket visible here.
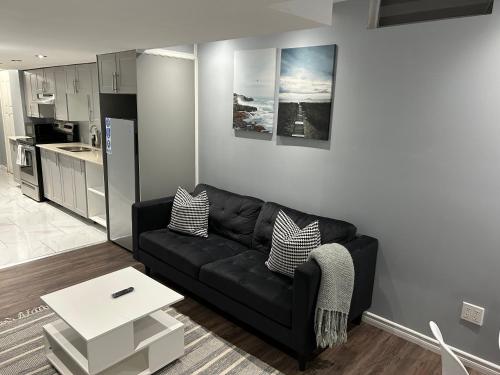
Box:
[308,243,355,348]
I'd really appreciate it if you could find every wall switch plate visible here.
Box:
[461,302,485,326]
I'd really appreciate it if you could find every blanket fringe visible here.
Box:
[315,308,349,348]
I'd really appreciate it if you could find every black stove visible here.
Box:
[19,122,79,201]
[19,122,79,146]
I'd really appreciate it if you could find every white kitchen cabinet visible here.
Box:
[23,71,32,117]
[66,63,94,122]
[64,65,77,95]
[23,68,56,118]
[76,64,92,97]
[60,154,76,209]
[73,159,88,216]
[67,94,89,122]
[43,68,56,95]
[90,63,101,126]
[64,64,92,96]
[97,53,117,94]
[54,68,68,121]
[116,50,137,94]
[26,70,40,117]
[33,69,45,95]
[98,51,136,94]
[9,140,20,183]
[44,150,63,204]
[40,149,52,199]
[23,63,100,122]
[40,149,88,217]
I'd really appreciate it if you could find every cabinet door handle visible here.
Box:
[115,72,119,92]
[87,95,92,122]
[112,72,116,92]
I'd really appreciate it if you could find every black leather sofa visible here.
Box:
[132,184,378,370]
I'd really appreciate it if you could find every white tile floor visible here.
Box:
[0,168,107,268]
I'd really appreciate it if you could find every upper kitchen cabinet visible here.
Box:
[66,64,91,122]
[64,64,92,97]
[24,70,40,118]
[43,68,56,95]
[33,69,45,95]
[31,68,56,96]
[62,63,99,123]
[97,54,116,94]
[54,67,68,121]
[23,71,34,117]
[23,68,56,118]
[64,65,77,95]
[90,64,100,125]
[98,50,137,94]
[23,63,101,121]
[116,51,137,94]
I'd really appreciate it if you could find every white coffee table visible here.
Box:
[41,267,184,375]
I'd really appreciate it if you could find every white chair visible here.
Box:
[429,321,469,375]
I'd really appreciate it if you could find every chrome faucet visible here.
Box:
[90,124,101,148]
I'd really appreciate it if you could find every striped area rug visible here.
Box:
[0,305,281,375]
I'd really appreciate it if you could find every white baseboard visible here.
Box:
[363,312,500,375]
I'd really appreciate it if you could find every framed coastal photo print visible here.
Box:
[233,48,277,134]
[277,44,337,140]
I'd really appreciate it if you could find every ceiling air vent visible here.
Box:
[369,0,494,28]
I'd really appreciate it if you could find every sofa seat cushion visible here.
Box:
[199,250,293,327]
[139,229,248,278]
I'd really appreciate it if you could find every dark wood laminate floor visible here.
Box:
[0,242,480,375]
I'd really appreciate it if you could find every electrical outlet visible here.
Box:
[461,302,485,326]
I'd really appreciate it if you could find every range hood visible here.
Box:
[34,92,55,105]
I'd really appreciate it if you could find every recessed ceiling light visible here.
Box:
[11,59,22,62]
[35,54,47,59]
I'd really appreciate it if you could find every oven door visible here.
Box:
[19,145,38,186]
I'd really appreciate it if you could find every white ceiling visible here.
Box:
[0,0,336,70]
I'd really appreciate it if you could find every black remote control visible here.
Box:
[112,287,134,298]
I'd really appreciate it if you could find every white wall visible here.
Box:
[198,0,500,365]
[10,71,25,136]
[137,53,196,200]
[0,99,6,166]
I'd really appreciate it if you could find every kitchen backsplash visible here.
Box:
[75,121,101,148]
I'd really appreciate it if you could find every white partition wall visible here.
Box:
[136,53,195,201]
[0,71,16,172]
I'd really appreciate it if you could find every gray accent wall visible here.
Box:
[198,0,500,365]
[137,53,195,201]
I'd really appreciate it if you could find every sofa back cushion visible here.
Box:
[252,202,357,253]
[194,184,264,247]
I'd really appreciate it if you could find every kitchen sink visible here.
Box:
[58,146,93,152]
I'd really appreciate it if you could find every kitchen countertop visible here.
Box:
[37,143,103,166]
[8,136,30,142]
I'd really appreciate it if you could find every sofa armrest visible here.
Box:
[344,235,378,319]
[293,258,321,357]
[132,196,175,258]
[292,235,378,357]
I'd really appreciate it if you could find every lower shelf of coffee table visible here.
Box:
[43,310,184,375]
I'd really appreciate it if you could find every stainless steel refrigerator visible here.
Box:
[105,117,139,251]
